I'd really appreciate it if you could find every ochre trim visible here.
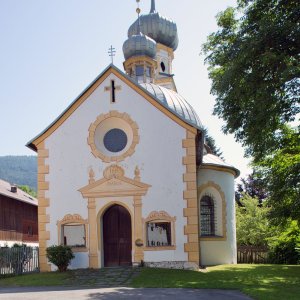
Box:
[88,111,139,163]
[199,165,237,177]
[156,43,174,60]
[183,130,200,265]
[123,56,157,81]
[31,69,111,149]
[37,142,51,272]
[198,181,227,241]
[29,66,197,150]
[88,166,148,267]
[155,77,175,85]
[144,246,176,251]
[124,55,158,69]
[79,165,151,198]
[56,214,89,252]
[143,211,176,251]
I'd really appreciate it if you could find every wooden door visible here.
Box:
[103,205,132,267]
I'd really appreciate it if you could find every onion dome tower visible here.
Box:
[123,0,178,91]
[123,1,157,84]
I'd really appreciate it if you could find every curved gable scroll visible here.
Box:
[144,211,177,223]
[57,214,88,226]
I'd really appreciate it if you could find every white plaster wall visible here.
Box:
[45,72,188,269]
[156,49,171,76]
[0,241,39,247]
[197,169,237,265]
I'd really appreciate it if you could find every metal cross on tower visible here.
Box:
[108,45,116,64]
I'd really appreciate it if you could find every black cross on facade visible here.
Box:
[104,80,121,103]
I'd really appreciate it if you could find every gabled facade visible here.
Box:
[27,1,239,271]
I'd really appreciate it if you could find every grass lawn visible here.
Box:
[0,272,70,287]
[131,264,300,300]
[0,265,299,300]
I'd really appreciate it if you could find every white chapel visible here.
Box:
[27,0,239,271]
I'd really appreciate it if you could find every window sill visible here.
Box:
[71,247,88,253]
[200,236,226,241]
[144,246,176,251]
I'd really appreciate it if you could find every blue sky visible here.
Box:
[0,0,251,179]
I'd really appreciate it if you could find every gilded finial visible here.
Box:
[134,166,141,181]
[89,168,95,183]
[136,0,141,34]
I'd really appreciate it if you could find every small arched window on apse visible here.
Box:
[200,195,215,236]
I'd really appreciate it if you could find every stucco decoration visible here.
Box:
[144,211,176,223]
[143,211,176,251]
[79,165,151,198]
[56,214,88,253]
[88,111,139,163]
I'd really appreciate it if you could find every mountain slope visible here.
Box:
[0,156,37,190]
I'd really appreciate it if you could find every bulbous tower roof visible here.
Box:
[128,0,179,51]
[123,32,157,60]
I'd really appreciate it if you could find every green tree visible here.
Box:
[256,126,300,225]
[202,0,299,159]
[202,127,224,158]
[268,220,300,264]
[203,0,300,224]
[235,171,268,205]
[236,194,272,246]
[18,185,37,198]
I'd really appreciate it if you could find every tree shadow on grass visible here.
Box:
[130,266,300,300]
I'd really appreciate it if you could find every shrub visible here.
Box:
[268,221,300,264]
[269,240,300,264]
[46,245,74,272]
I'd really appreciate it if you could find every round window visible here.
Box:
[103,128,128,153]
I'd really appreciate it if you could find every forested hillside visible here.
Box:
[0,156,37,190]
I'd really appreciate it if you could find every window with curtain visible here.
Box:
[62,224,86,247]
[147,222,171,247]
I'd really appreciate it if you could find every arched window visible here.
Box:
[200,196,215,236]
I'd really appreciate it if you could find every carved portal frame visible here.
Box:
[79,165,151,268]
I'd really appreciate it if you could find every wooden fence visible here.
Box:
[237,246,269,264]
[0,246,39,276]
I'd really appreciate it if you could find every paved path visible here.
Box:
[0,287,253,300]
[64,267,142,287]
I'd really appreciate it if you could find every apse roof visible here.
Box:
[202,153,240,178]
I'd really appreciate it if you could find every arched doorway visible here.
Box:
[103,204,132,267]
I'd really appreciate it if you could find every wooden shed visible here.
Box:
[0,179,38,246]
